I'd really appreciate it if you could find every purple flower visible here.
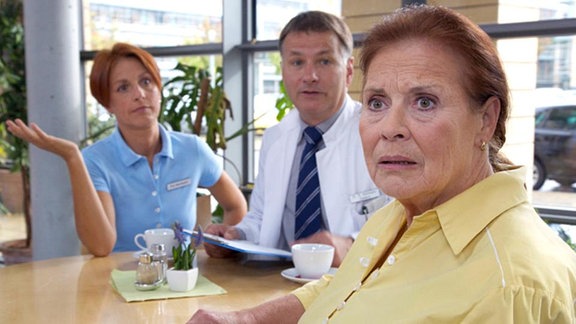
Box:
[172,221,186,246]
[171,221,197,271]
[193,225,204,248]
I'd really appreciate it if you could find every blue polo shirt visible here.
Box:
[82,125,222,252]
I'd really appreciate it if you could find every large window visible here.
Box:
[83,0,223,50]
[80,0,576,238]
[254,0,341,40]
[526,34,576,245]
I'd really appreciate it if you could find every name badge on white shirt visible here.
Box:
[167,178,191,191]
[349,189,381,203]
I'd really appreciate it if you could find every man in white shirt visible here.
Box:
[204,11,389,266]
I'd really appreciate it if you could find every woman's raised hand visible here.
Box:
[6,119,80,160]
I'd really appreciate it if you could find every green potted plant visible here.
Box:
[0,0,32,264]
[166,221,201,292]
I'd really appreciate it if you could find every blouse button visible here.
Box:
[387,255,396,265]
[152,191,157,197]
[353,282,361,291]
[154,207,160,213]
[359,257,370,268]
[366,236,378,247]
[154,174,159,180]
[370,269,380,281]
[336,301,346,311]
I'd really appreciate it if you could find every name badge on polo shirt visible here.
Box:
[167,178,192,191]
[349,188,380,203]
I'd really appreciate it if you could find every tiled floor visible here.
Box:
[0,213,26,267]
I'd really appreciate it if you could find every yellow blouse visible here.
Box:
[293,166,576,323]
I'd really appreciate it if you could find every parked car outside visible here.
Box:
[533,104,576,190]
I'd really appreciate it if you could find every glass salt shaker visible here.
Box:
[151,243,168,284]
[134,251,162,291]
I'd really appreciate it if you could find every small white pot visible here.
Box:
[166,267,198,292]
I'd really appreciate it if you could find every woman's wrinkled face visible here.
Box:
[360,38,492,213]
[107,57,161,131]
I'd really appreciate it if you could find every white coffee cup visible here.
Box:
[291,243,335,279]
[134,228,178,252]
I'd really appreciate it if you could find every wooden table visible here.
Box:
[0,250,299,323]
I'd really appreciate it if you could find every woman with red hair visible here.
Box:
[7,43,246,256]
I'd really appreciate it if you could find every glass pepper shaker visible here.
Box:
[134,251,162,290]
[151,243,168,284]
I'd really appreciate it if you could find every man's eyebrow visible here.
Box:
[363,86,385,94]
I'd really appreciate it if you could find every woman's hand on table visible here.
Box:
[187,295,305,324]
[187,309,250,324]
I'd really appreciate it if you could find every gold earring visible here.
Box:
[480,141,487,151]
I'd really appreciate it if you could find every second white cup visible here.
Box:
[291,243,334,279]
[134,228,178,252]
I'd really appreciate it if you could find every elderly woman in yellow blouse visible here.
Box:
[187,5,576,323]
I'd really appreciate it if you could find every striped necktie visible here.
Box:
[295,126,324,240]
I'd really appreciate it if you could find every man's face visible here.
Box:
[281,31,353,126]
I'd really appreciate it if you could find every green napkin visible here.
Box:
[110,269,227,302]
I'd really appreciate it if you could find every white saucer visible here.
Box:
[281,267,337,284]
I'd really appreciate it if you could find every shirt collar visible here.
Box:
[157,124,173,159]
[435,165,528,255]
[112,124,173,167]
[298,95,348,140]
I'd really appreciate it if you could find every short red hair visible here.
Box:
[89,42,162,108]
